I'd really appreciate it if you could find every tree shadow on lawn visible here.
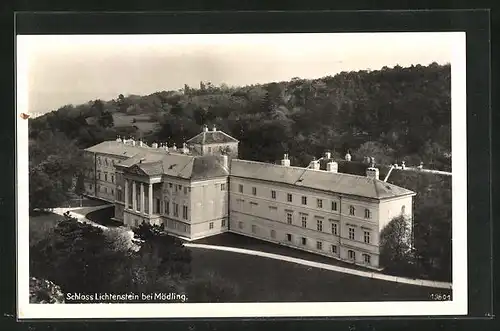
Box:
[189,247,451,303]
[85,206,123,227]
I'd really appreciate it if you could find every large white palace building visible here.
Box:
[84,125,415,269]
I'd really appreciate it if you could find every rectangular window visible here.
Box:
[173,203,179,217]
[239,184,243,193]
[301,196,307,205]
[156,198,161,214]
[349,227,355,240]
[251,224,257,234]
[209,222,214,230]
[364,254,371,264]
[270,229,276,239]
[111,175,114,183]
[287,233,292,242]
[104,187,107,193]
[165,200,170,215]
[238,221,243,229]
[301,237,307,245]
[271,190,276,199]
[252,187,257,196]
[183,205,188,220]
[317,199,323,208]
[364,209,371,219]
[287,193,292,202]
[348,250,356,260]
[316,241,323,250]
[184,187,188,195]
[331,201,337,211]
[286,212,293,224]
[317,220,323,232]
[221,183,226,191]
[331,222,338,235]
[301,215,307,228]
[98,172,101,180]
[104,173,108,181]
[169,183,173,188]
[331,245,337,254]
[221,219,226,227]
[111,189,114,195]
[364,231,370,244]
[349,206,355,216]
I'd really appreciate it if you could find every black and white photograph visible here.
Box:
[16,31,467,318]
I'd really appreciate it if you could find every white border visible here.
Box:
[16,32,467,319]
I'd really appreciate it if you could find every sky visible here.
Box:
[18,33,457,114]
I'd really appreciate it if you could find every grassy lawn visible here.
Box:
[113,113,159,133]
[193,233,374,272]
[189,247,451,302]
[29,212,65,246]
[85,206,123,227]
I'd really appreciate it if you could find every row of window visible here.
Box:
[97,157,118,167]
[97,171,115,183]
[162,182,227,195]
[237,222,371,265]
[208,219,227,230]
[163,200,189,220]
[93,184,114,195]
[237,184,374,219]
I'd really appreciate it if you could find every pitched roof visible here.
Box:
[230,159,415,200]
[187,130,239,145]
[85,141,156,158]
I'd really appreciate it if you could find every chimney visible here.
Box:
[324,151,331,159]
[281,153,291,166]
[152,142,158,149]
[311,158,320,170]
[345,151,351,162]
[212,125,217,132]
[326,161,338,173]
[130,139,136,146]
[418,162,424,170]
[203,125,209,132]
[116,136,122,143]
[138,140,144,147]
[182,142,189,154]
[401,160,406,170]
[366,167,380,180]
[172,143,177,151]
[164,144,169,152]
[222,154,228,169]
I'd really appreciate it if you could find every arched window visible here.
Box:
[349,206,355,216]
[364,208,371,219]
[401,205,406,215]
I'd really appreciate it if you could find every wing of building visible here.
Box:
[83,125,415,269]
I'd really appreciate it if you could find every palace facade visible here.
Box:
[83,125,415,269]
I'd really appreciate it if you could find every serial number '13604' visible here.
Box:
[430,293,452,301]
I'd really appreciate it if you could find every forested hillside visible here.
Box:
[29,62,451,171]
[28,63,452,281]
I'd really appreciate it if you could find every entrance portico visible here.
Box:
[123,171,163,227]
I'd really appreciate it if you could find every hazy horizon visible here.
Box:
[18,33,457,114]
